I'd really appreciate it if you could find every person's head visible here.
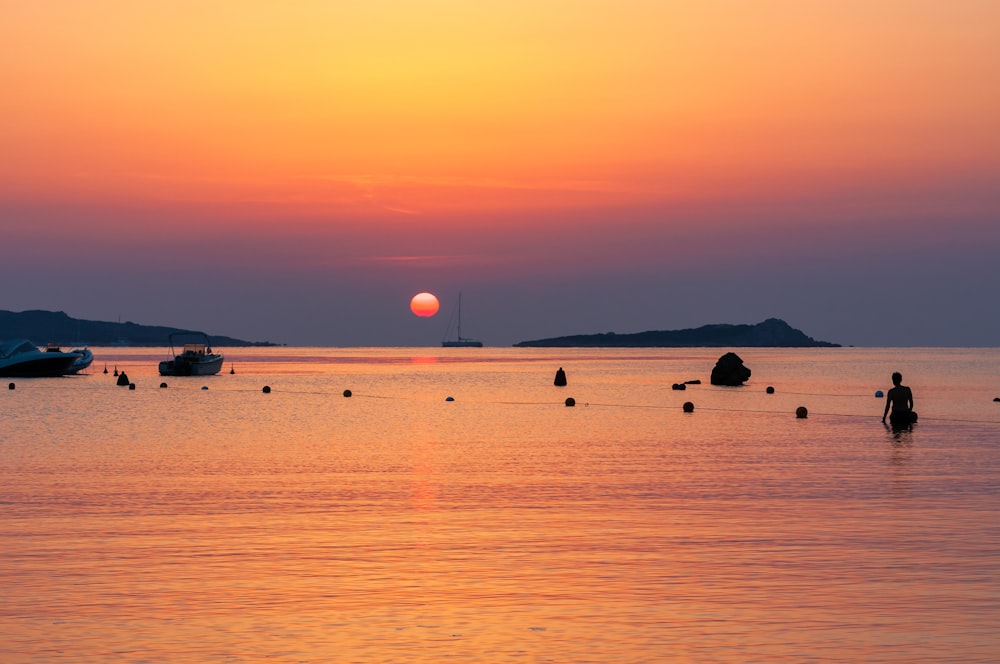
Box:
[891,372,902,386]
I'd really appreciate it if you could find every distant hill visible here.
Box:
[514,318,839,348]
[0,310,278,347]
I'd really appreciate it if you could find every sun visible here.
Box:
[410,292,440,317]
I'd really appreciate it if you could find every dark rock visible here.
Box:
[710,352,751,386]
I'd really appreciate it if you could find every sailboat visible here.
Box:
[442,293,483,347]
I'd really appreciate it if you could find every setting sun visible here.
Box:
[409,292,440,317]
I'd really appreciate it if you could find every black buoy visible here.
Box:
[682,401,694,413]
[343,389,352,397]
[262,385,271,393]
[565,397,576,407]
[875,390,884,398]
[128,383,136,390]
[8,382,14,390]
[446,396,455,401]
[230,364,235,374]
[766,386,775,394]
[116,371,130,386]
[994,397,1000,402]
[554,367,567,387]
[160,382,168,388]
[113,366,119,376]
[796,406,808,419]
[103,364,108,374]
[672,383,686,390]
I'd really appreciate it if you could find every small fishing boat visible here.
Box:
[442,293,483,347]
[158,333,224,376]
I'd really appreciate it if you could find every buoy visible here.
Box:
[103,364,108,374]
[994,397,1000,402]
[554,367,567,387]
[159,382,168,388]
[446,396,455,402]
[116,371,130,386]
[8,382,14,390]
[343,389,352,397]
[766,386,775,394]
[113,366,119,376]
[565,397,575,407]
[128,383,136,390]
[262,385,271,393]
[682,401,694,413]
[672,383,686,390]
[796,406,808,419]
[230,364,235,374]
[875,390,884,398]
[201,386,209,390]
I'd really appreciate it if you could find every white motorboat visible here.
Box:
[158,333,224,376]
[0,339,81,377]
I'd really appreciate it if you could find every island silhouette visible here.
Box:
[514,318,839,348]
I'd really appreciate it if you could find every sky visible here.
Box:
[2,1,998,346]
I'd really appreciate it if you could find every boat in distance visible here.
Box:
[441,293,483,347]
[158,333,224,376]
[0,339,82,377]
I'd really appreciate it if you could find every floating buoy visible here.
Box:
[672,383,686,391]
[159,382,168,388]
[262,385,271,393]
[230,364,235,374]
[875,390,884,398]
[201,386,209,390]
[116,372,130,386]
[796,406,808,419]
[343,389,352,397]
[994,397,1000,402]
[8,382,14,390]
[113,366,119,376]
[682,401,694,413]
[446,396,455,402]
[103,364,108,374]
[684,379,702,385]
[565,397,576,407]
[766,386,775,394]
[554,367,567,387]
[128,383,136,390]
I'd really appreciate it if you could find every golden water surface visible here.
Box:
[2,347,999,662]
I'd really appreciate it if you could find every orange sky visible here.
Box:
[2,1,999,345]
[4,1,998,213]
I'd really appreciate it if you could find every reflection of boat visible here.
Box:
[158,333,224,376]
[45,344,94,374]
[442,293,483,347]
[0,339,80,377]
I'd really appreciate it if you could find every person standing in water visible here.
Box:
[882,371,915,428]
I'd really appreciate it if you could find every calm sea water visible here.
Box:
[2,347,999,663]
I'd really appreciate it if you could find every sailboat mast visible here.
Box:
[456,292,462,340]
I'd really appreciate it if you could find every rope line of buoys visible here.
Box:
[7,380,1000,425]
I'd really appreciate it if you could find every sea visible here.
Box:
[2,346,999,663]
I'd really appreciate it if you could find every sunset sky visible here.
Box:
[2,1,998,346]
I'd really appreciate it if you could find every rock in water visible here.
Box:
[710,352,751,386]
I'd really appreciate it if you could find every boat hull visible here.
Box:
[442,340,483,347]
[158,355,224,376]
[0,356,80,377]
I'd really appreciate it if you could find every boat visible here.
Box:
[0,339,81,377]
[158,333,224,376]
[442,293,483,347]
[45,344,94,374]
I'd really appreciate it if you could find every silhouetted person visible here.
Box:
[882,371,915,429]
